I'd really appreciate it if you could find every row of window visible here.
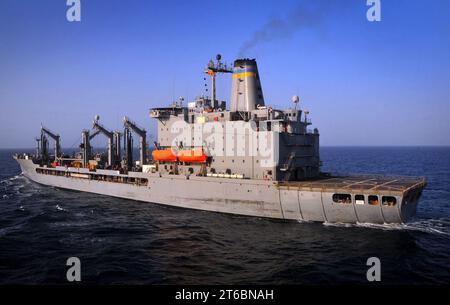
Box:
[332,194,397,206]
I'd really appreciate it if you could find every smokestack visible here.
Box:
[230,59,265,112]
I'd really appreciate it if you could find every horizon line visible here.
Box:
[2,144,450,150]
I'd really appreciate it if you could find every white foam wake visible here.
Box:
[323,219,450,236]
[55,204,66,211]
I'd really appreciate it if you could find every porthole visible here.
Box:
[382,196,397,206]
[332,193,352,204]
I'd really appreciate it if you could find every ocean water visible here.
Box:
[0,147,449,284]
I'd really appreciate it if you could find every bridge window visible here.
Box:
[355,194,365,205]
[332,193,352,204]
[382,196,397,206]
[368,195,379,205]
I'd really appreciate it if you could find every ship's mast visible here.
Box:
[205,54,232,108]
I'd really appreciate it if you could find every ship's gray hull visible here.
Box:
[16,158,423,224]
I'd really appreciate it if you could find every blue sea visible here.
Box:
[0,147,449,284]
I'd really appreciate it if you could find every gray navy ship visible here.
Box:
[14,55,427,224]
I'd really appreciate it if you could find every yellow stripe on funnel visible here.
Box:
[232,72,256,78]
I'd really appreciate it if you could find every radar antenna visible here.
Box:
[292,95,300,111]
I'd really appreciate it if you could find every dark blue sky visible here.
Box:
[1,0,449,148]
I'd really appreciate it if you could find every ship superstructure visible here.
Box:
[150,56,320,182]
[14,56,427,224]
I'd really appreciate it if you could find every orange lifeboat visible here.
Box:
[177,148,208,163]
[152,149,177,162]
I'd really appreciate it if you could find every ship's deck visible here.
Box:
[279,174,427,194]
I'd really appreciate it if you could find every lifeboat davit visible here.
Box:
[152,149,177,162]
[177,149,207,163]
